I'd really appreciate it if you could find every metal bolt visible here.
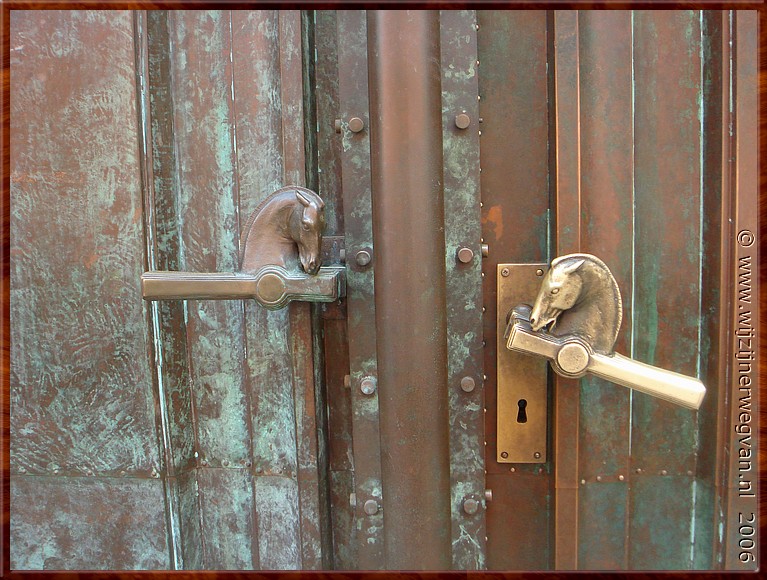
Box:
[355,249,372,267]
[481,243,489,258]
[349,117,365,133]
[460,376,476,392]
[455,112,471,129]
[536,269,544,276]
[363,499,379,515]
[457,247,474,263]
[501,268,510,277]
[533,451,542,460]
[334,119,342,134]
[360,376,377,395]
[618,474,625,481]
[463,498,480,515]
[349,493,357,508]
[500,451,509,459]
[484,489,493,502]
[343,374,351,389]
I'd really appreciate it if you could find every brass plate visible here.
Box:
[497,263,549,463]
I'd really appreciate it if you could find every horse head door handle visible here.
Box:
[141,187,344,310]
[504,253,706,410]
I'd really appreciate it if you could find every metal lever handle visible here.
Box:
[506,305,706,410]
[504,253,706,410]
[142,266,344,310]
[141,186,345,310]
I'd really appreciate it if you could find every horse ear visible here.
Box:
[295,190,311,207]
[561,258,585,275]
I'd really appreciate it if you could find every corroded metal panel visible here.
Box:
[10,10,169,569]
[440,10,487,569]
[11,476,170,570]
[477,10,551,570]
[629,11,703,569]
[336,10,384,569]
[572,10,635,570]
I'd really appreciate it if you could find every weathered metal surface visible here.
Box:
[629,11,704,570]
[368,11,452,569]
[336,10,384,569]
[439,9,487,569]
[723,10,758,571]
[496,264,548,463]
[476,10,551,570]
[549,11,581,569]
[11,476,170,570]
[10,10,168,569]
[573,13,634,570]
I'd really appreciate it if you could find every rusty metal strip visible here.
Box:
[336,10,384,569]
[723,10,758,571]
[551,10,581,570]
[278,10,329,570]
[439,10,486,569]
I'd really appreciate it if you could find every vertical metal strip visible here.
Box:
[724,9,758,571]
[439,10,486,570]
[551,10,581,571]
[279,9,328,570]
[336,10,385,569]
[134,10,183,569]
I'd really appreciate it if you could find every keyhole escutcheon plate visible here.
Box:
[496,263,549,463]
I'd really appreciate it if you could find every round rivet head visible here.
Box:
[501,268,510,277]
[360,377,377,395]
[457,247,474,263]
[363,499,379,515]
[463,498,480,515]
[355,249,372,267]
[349,117,365,133]
[533,451,542,460]
[455,112,471,129]
[618,474,625,481]
[536,269,544,276]
[500,452,509,459]
[460,376,476,392]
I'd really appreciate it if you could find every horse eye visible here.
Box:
[551,287,560,295]
[301,220,311,231]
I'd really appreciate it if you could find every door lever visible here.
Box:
[504,254,705,410]
[141,186,345,310]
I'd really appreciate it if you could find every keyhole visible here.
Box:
[516,399,528,423]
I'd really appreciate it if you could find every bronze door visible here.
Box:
[10,9,758,571]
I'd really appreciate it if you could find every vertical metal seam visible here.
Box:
[133,10,182,569]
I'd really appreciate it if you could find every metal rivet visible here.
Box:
[120,470,126,476]
[457,247,474,263]
[363,499,379,515]
[460,376,476,392]
[501,268,510,277]
[660,469,668,476]
[349,493,357,508]
[463,498,480,515]
[484,489,493,502]
[53,468,60,475]
[18,466,26,474]
[355,249,371,267]
[481,243,489,258]
[455,112,471,129]
[222,459,230,467]
[360,376,377,395]
[581,479,586,485]
[596,475,603,482]
[349,117,364,133]
[343,374,351,389]
[501,452,509,459]
[635,468,642,474]
[334,119,342,134]
[509,467,516,473]
[533,451,542,459]
[687,470,694,476]
[201,459,209,467]
[339,248,346,263]
[536,269,544,276]
[618,474,625,481]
